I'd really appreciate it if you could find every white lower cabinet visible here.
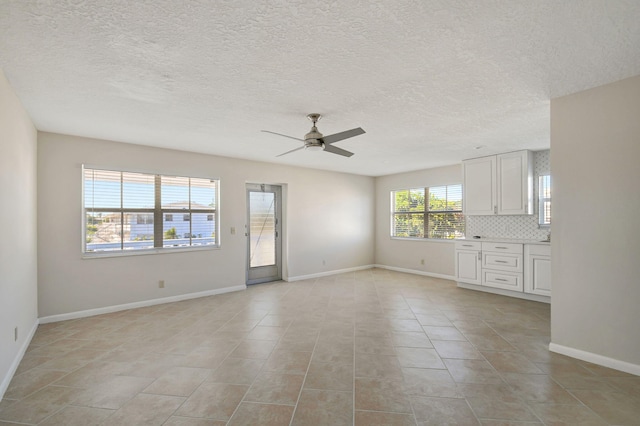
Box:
[455,241,481,285]
[525,244,551,296]
[455,240,551,302]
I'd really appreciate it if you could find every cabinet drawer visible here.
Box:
[527,244,550,256]
[483,253,523,272]
[455,241,482,250]
[481,242,522,254]
[483,270,523,291]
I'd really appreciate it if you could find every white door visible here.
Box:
[246,184,282,285]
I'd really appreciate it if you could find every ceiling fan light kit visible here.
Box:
[262,113,365,158]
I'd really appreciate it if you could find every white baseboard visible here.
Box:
[374,264,455,281]
[286,265,375,282]
[39,284,246,324]
[1,319,38,401]
[549,342,640,376]
[457,282,551,304]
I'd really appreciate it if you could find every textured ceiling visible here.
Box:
[1,1,640,176]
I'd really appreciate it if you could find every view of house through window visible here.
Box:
[84,167,219,253]
[391,184,464,239]
[539,175,551,226]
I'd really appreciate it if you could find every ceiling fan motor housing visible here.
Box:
[305,121,324,150]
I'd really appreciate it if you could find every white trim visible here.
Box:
[374,264,455,281]
[456,282,550,303]
[39,285,246,324]
[285,265,375,282]
[389,237,456,244]
[1,319,38,401]
[549,342,640,376]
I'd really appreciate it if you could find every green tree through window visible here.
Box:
[391,184,464,239]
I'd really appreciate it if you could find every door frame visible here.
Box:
[245,183,285,285]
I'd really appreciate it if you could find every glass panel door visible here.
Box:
[246,184,282,284]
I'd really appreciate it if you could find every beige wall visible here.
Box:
[375,164,462,277]
[0,70,38,398]
[551,74,640,371]
[37,133,375,317]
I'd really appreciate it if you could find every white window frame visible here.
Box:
[82,166,220,257]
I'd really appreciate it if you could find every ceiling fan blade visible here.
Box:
[261,130,305,142]
[323,144,354,157]
[321,127,365,145]
[276,145,305,157]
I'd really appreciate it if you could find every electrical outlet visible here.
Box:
[230,227,236,235]
[322,260,326,266]
[420,259,425,265]
[14,327,18,342]
[159,280,165,289]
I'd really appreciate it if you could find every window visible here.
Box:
[391,184,464,239]
[539,175,551,226]
[136,214,154,225]
[84,167,218,254]
[183,214,190,222]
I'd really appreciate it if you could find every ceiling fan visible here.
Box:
[262,113,365,157]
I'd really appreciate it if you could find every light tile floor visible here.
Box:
[1,269,639,425]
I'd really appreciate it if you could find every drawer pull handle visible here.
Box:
[462,244,473,247]
[496,247,508,249]
[495,260,508,263]
[495,278,508,282]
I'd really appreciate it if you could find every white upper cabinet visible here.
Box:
[497,151,533,215]
[463,150,533,216]
[463,155,497,215]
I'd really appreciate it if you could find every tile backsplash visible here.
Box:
[465,150,550,240]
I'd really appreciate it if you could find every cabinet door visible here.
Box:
[463,156,496,215]
[497,151,533,215]
[455,250,481,285]
[525,255,551,296]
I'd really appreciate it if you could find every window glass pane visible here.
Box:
[125,212,154,249]
[191,213,216,246]
[408,188,425,212]
[429,186,447,211]
[542,201,551,224]
[84,169,121,209]
[393,213,424,238]
[249,191,276,267]
[428,212,465,239]
[393,190,410,212]
[539,175,551,225]
[163,222,182,247]
[85,211,122,251]
[162,176,190,209]
[429,184,463,211]
[447,184,463,211]
[191,178,217,210]
[122,172,155,208]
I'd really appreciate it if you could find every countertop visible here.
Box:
[458,237,550,245]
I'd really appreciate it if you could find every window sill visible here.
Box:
[390,237,458,244]
[82,244,221,259]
